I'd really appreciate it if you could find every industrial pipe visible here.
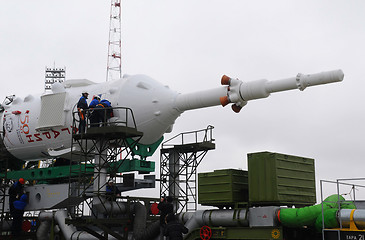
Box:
[38,203,157,240]
[38,210,116,240]
[338,209,365,230]
[36,219,52,240]
[183,209,248,235]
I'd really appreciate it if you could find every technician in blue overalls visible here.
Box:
[96,99,113,126]
[89,95,101,127]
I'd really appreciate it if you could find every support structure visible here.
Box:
[106,0,122,81]
[45,66,66,91]
[0,159,9,234]
[160,126,215,213]
[68,107,143,238]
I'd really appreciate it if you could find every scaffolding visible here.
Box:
[45,66,66,91]
[0,157,10,235]
[67,106,143,238]
[160,125,215,213]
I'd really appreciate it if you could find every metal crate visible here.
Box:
[198,169,248,207]
[248,151,316,206]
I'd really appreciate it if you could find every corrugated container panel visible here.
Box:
[198,169,248,206]
[248,151,315,206]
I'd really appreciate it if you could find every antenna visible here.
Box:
[106,0,122,82]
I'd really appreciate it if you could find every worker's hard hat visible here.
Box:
[94,95,101,100]
[19,178,25,184]
[82,91,89,95]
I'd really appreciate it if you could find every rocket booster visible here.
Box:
[0,70,343,162]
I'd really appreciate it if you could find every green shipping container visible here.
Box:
[198,169,248,207]
[248,151,316,206]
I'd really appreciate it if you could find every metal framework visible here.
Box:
[160,126,215,213]
[320,178,365,240]
[0,160,10,234]
[68,107,142,238]
[106,0,122,81]
[45,66,66,91]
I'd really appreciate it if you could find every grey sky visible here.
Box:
[1,0,364,201]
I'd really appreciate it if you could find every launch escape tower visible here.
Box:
[106,0,122,81]
[160,125,215,213]
[44,66,66,91]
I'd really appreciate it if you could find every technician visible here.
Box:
[8,178,25,216]
[11,193,28,237]
[164,213,188,240]
[96,99,113,126]
[77,91,89,133]
[158,196,174,239]
[89,95,101,127]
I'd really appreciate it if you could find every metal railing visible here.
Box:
[72,106,138,134]
[320,178,365,240]
[162,125,214,148]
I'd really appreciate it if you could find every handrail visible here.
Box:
[320,178,365,240]
[162,125,214,148]
[72,106,138,134]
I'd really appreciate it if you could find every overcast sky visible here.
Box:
[1,1,365,202]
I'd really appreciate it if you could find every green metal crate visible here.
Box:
[248,151,316,206]
[198,169,248,206]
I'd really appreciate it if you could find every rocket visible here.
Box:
[0,70,343,165]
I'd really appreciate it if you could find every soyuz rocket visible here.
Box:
[0,70,343,166]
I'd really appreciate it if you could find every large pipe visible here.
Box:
[36,219,52,240]
[338,209,365,230]
[38,203,156,240]
[93,200,127,214]
[133,202,147,240]
[183,209,248,235]
[132,202,160,240]
[39,210,118,240]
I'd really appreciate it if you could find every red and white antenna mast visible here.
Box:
[106,0,122,81]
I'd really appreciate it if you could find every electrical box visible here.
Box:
[248,151,316,206]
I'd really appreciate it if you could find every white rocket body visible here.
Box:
[0,70,344,162]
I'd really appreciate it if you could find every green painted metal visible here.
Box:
[113,158,155,173]
[1,158,155,182]
[127,136,163,159]
[248,151,316,206]
[198,169,248,207]
[185,226,283,240]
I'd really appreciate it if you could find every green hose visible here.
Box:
[278,194,352,228]
[314,208,338,231]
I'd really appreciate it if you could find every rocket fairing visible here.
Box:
[0,70,343,163]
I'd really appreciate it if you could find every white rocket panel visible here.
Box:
[37,92,67,130]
